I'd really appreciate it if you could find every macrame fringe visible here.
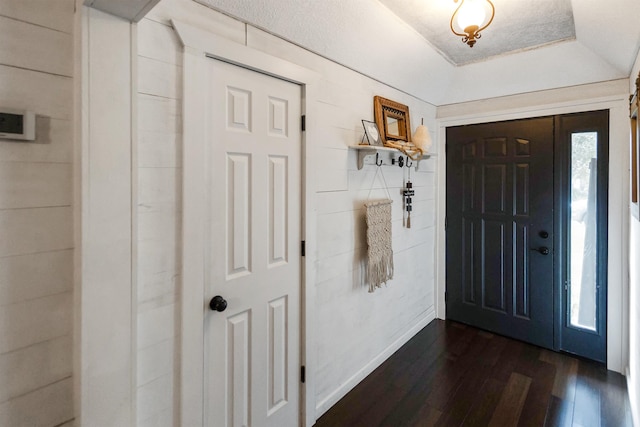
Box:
[365,199,394,292]
[367,250,394,293]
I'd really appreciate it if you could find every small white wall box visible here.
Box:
[0,109,36,141]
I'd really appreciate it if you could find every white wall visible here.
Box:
[135,0,438,424]
[0,0,75,425]
[628,51,640,427]
[0,1,630,425]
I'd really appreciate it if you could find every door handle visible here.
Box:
[209,295,227,312]
[530,246,550,255]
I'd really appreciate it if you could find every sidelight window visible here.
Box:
[568,132,598,331]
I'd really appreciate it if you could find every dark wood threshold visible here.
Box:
[313,320,632,427]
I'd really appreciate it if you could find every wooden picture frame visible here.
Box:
[630,72,639,219]
[374,96,412,144]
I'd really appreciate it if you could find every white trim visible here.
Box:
[172,21,316,86]
[436,79,629,122]
[301,81,321,427]
[77,7,136,424]
[129,21,139,425]
[73,4,87,423]
[314,308,436,417]
[179,44,207,427]
[435,83,631,373]
[172,20,321,427]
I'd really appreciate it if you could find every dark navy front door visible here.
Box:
[446,117,555,349]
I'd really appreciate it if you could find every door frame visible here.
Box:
[173,21,320,427]
[435,82,630,373]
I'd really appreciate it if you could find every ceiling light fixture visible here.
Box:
[450,0,495,48]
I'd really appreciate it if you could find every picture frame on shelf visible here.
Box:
[373,96,412,144]
[361,120,383,146]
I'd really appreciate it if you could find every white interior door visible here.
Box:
[204,58,302,427]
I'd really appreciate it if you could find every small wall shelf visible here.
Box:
[349,145,435,171]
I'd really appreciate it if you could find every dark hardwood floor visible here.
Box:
[314,320,633,427]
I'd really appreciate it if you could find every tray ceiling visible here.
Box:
[378,0,576,66]
[195,0,640,105]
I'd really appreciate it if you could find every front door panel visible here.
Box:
[446,118,554,349]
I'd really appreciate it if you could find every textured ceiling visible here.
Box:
[378,0,576,66]
[195,0,640,105]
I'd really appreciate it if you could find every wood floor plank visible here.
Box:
[477,333,508,367]
[518,358,556,426]
[370,327,475,425]
[491,338,526,383]
[373,353,451,426]
[431,332,511,426]
[351,383,406,427]
[572,361,602,427]
[313,320,632,427]
[599,370,634,427]
[460,378,506,426]
[424,331,492,410]
[407,405,442,427]
[433,360,495,425]
[544,396,574,427]
[389,323,460,391]
[513,344,543,378]
[539,350,578,401]
[488,372,532,426]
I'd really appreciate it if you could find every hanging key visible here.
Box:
[403,181,414,228]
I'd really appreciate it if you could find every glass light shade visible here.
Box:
[456,0,487,31]
[412,125,432,153]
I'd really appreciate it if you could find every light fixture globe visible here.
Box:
[450,0,495,48]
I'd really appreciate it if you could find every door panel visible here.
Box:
[205,59,301,427]
[446,118,554,349]
[555,110,608,362]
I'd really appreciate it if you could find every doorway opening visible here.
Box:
[445,110,609,362]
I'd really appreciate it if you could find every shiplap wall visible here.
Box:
[0,0,75,426]
[137,0,437,423]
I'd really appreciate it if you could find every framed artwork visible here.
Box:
[373,96,412,144]
[361,120,383,146]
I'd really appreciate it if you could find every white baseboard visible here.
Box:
[314,308,437,418]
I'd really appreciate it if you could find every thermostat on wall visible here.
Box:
[0,109,36,141]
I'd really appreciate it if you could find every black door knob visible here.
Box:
[209,295,227,312]
[530,246,550,255]
[539,231,549,239]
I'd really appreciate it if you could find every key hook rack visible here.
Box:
[391,155,414,169]
[350,145,433,171]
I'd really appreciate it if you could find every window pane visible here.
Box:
[569,132,598,331]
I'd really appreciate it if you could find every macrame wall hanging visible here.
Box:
[365,164,394,292]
